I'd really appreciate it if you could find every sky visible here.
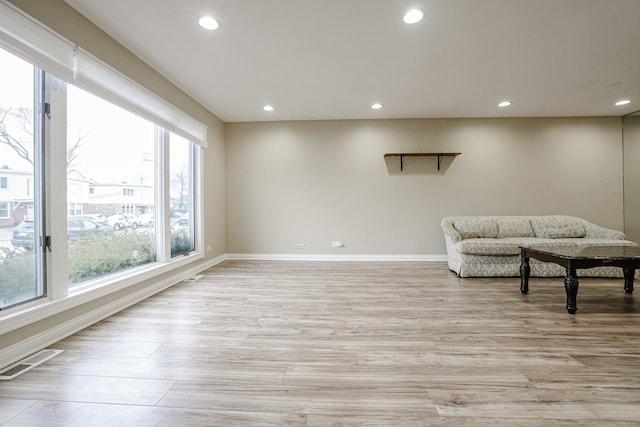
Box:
[0,47,34,171]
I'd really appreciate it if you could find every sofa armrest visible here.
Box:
[441,217,462,243]
[582,221,626,240]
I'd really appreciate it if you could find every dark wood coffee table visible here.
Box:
[520,245,640,314]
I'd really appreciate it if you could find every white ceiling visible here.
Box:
[64,0,640,123]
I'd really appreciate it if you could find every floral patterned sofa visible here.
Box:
[441,215,637,277]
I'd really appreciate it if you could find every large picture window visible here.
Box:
[0,6,204,313]
[66,85,159,286]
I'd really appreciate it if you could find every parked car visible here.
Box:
[177,213,189,226]
[73,214,108,225]
[11,218,110,250]
[106,214,136,230]
[67,218,111,238]
[133,213,155,228]
[11,219,36,250]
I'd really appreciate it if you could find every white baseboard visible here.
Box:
[225,253,448,262]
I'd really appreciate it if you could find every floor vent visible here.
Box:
[0,349,64,381]
[183,274,204,283]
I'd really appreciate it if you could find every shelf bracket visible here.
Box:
[437,154,442,170]
[400,154,405,171]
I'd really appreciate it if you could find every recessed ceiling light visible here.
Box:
[199,16,219,31]
[371,103,383,110]
[263,105,274,112]
[615,99,631,106]
[403,9,424,24]
[498,101,512,107]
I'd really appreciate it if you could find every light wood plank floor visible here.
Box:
[1,261,640,426]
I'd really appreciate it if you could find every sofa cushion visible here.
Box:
[453,218,498,239]
[496,218,535,238]
[530,216,586,239]
[456,237,550,256]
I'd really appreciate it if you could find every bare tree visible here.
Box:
[66,129,87,178]
[171,165,190,211]
[0,107,33,165]
[0,106,86,174]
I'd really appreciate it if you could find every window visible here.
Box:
[119,204,135,215]
[0,46,43,309]
[67,203,82,216]
[0,3,205,314]
[0,201,9,218]
[170,132,195,256]
[67,85,157,287]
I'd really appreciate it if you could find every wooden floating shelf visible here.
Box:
[384,152,461,171]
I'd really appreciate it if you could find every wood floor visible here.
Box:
[1,260,640,426]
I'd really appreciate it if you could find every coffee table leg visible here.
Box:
[520,254,530,294]
[564,266,578,314]
[623,267,635,294]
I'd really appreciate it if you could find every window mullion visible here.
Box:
[156,127,170,262]
[33,69,47,301]
[44,72,69,300]
[192,144,203,255]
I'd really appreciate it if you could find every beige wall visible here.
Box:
[226,117,624,256]
[623,114,640,243]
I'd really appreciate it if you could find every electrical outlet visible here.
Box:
[297,243,305,249]
[332,241,344,248]
[205,245,212,253]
